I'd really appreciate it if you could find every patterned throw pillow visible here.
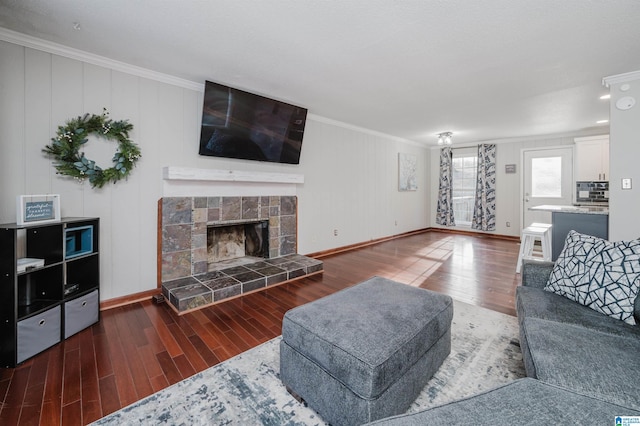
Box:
[544,230,640,325]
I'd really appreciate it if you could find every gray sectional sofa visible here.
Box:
[368,258,640,424]
[516,259,640,410]
[366,377,635,425]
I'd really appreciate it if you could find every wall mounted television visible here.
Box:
[198,81,307,164]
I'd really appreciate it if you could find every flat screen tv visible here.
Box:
[198,81,307,164]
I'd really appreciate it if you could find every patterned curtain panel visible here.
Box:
[472,144,497,231]
[436,147,455,226]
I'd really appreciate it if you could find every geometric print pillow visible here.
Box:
[544,230,640,325]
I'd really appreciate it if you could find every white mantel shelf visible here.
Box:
[162,167,304,184]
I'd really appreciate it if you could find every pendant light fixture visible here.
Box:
[437,132,453,145]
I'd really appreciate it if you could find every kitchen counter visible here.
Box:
[530,204,609,215]
[528,205,609,260]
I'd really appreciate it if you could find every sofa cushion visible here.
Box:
[520,317,640,410]
[516,286,640,380]
[544,230,640,325]
[521,260,554,289]
[364,378,640,425]
[281,276,453,399]
[516,286,640,338]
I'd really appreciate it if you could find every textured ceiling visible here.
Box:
[1,0,639,145]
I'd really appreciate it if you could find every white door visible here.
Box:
[522,147,574,229]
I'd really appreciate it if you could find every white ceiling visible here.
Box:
[1,0,640,145]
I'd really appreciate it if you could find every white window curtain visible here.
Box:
[471,144,497,231]
[436,147,455,226]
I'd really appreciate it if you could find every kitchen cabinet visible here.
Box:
[574,135,609,181]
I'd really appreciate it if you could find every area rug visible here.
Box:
[92,300,525,425]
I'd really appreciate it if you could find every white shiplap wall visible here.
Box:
[297,119,429,251]
[0,39,429,301]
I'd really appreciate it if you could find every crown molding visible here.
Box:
[0,27,204,92]
[307,114,424,147]
[0,27,421,145]
[602,70,640,88]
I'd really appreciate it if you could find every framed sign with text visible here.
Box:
[16,194,61,225]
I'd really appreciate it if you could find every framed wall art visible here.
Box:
[398,153,418,191]
[16,194,61,225]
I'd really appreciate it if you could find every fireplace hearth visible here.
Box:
[162,254,323,313]
[158,196,322,314]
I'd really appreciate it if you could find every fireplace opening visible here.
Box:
[207,220,269,266]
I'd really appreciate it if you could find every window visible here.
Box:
[452,149,478,225]
[531,157,562,198]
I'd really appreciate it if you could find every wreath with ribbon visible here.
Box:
[43,109,141,188]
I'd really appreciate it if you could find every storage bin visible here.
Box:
[64,289,99,338]
[65,225,94,259]
[17,305,61,363]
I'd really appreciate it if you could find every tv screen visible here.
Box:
[198,81,307,164]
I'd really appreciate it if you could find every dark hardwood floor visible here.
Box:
[0,230,522,425]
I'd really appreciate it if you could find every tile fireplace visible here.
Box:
[158,196,322,314]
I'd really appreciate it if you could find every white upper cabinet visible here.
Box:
[574,135,609,181]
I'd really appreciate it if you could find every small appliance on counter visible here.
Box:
[575,181,609,206]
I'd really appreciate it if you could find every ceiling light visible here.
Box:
[600,94,610,100]
[437,132,453,145]
[596,119,609,124]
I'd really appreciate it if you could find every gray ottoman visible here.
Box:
[280,276,453,426]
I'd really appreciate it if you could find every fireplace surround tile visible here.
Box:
[221,197,242,221]
[233,270,265,283]
[213,283,242,301]
[194,197,207,209]
[162,276,199,298]
[242,277,267,293]
[196,270,226,282]
[246,264,284,275]
[163,224,192,252]
[207,197,220,208]
[244,261,271,270]
[281,263,307,280]
[161,251,192,282]
[159,196,322,314]
[201,275,240,290]
[162,197,192,224]
[161,254,323,314]
[160,196,298,282]
[169,283,212,312]
[265,272,289,286]
[281,196,296,215]
[219,265,253,276]
[265,257,291,266]
[207,208,221,222]
[242,197,260,219]
[193,207,207,223]
[192,260,208,276]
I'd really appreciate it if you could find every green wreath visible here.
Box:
[43,109,141,188]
